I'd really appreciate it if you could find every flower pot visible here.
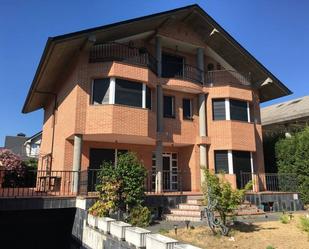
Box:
[109,221,132,240]
[87,213,98,228]
[125,227,151,248]
[97,217,115,233]
[146,234,178,249]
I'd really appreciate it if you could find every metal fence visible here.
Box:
[0,169,79,197]
[240,172,298,192]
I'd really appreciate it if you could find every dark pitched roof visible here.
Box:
[22,4,292,113]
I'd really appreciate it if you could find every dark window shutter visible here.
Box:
[214,150,229,173]
[230,99,248,122]
[212,99,226,120]
[92,79,110,104]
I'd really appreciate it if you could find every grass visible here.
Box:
[162,214,309,249]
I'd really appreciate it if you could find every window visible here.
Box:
[207,63,214,71]
[164,96,175,118]
[115,79,142,107]
[212,99,226,120]
[214,150,229,173]
[230,99,248,122]
[183,98,192,120]
[92,78,110,104]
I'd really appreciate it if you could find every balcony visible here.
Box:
[89,42,157,74]
[89,43,251,87]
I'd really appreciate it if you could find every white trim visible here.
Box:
[142,84,146,108]
[250,152,254,173]
[225,98,230,120]
[247,102,251,123]
[109,77,116,104]
[228,150,233,174]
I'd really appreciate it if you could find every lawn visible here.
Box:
[162,214,309,249]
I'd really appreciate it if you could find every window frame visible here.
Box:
[214,150,229,174]
[212,98,226,121]
[230,99,249,122]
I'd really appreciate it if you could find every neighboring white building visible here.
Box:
[24,131,42,159]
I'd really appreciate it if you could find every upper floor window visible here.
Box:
[164,95,175,118]
[92,78,110,105]
[214,150,229,173]
[212,98,251,122]
[92,78,151,109]
[115,79,142,107]
[230,99,248,122]
[212,99,226,120]
[207,63,214,71]
[183,98,193,120]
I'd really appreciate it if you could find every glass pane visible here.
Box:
[183,99,192,119]
[214,150,229,173]
[146,86,152,109]
[115,79,142,107]
[92,79,110,104]
[230,99,248,121]
[164,96,175,118]
[213,99,226,120]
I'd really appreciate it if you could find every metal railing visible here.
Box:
[174,64,203,84]
[240,172,298,192]
[89,42,157,74]
[0,169,78,197]
[205,70,251,86]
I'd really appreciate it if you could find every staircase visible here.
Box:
[164,196,265,222]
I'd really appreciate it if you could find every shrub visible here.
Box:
[202,169,252,225]
[266,245,275,249]
[127,205,151,227]
[299,216,309,233]
[0,149,27,187]
[279,214,290,224]
[89,152,147,218]
[276,126,309,203]
[88,200,114,217]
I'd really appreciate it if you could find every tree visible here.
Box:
[202,169,251,226]
[276,126,309,203]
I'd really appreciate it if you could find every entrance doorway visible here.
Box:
[162,153,178,191]
[233,151,252,188]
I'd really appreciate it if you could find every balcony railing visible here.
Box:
[240,172,298,192]
[205,70,251,86]
[174,64,203,84]
[89,42,157,74]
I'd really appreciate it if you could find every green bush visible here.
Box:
[202,169,252,225]
[266,245,275,249]
[276,126,309,203]
[279,214,290,224]
[299,216,309,233]
[89,152,147,218]
[128,205,151,227]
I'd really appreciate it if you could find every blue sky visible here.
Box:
[0,0,308,146]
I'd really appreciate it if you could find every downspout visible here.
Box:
[35,90,57,172]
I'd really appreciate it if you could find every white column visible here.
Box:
[247,102,251,123]
[225,98,230,120]
[109,77,116,104]
[250,152,254,173]
[228,150,233,174]
[142,84,146,108]
[72,134,82,193]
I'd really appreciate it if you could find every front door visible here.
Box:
[162,53,184,78]
[233,151,252,189]
[162,153,179,191]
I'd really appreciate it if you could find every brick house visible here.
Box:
[22,5,291,194]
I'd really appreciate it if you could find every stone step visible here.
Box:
[178,204,204,211]
[165,214,202,222]
[187,199,204,205]
[169,209,202,217]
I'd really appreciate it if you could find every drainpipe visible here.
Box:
[155,36,163,193]
[35,91,57,172]
[197,48,207,186]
